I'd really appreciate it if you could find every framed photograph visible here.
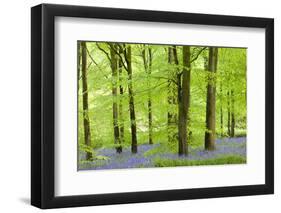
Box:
[31,3,274,209]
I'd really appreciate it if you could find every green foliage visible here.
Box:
[95,155,110,160]
[153,155,246,167]
[144,144,173,157]
[78,42,247,168]
[79,159,107,169]
[79,143,95,157]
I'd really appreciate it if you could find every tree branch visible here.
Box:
[191,47,207,63]
[122,45,130,70]
[134,81,167,95]
[108,43,129,71]
[86,47,110,79]
[96,43,111,62]
[78,62,92,80]
[150,75,178,86]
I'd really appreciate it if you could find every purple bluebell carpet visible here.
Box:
[78,137,246,170]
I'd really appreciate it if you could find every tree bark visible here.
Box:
[148,48,153,144]
[167,47,178,144]
[77,42,81,88]
[142,45,153,144]
[177,46,191,156]
[77,42,81,164]
[230,90,235,137]
[109,44,122,153]
[220,82,223,136]
[125,45,138,153]
[204,47,218,151]
[227,90,231,136]
[118,51,125,148]
[81,42,93,160]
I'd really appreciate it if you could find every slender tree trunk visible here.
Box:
[173,46,183,154]
[77,42,81,88]
[81,42,93,160]
[148,48,153,144]
[109,44,122,153]
[220,82,223,137]
[118,53,125,147]
[77,42,81,164]
[126,45,138,153]
[227,90,231,136]
[230,90,235,137]
[177,46,191,156]
[174,46,184,155]
[167,47,178,144]
[220,106,223,137]
[204,47,218,151]
[142,46,153,144]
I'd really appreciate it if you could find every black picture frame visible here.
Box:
[31,3,274,209]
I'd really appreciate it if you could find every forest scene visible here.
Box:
[78,41,247,171]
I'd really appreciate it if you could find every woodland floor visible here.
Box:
[78,137,246,170]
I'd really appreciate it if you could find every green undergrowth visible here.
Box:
[153,155,246,167]
[144,143,173,157]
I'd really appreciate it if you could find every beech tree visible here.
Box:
[95,43,123,153]
[230,90,235,137]
[118,49,125,146]
[205,47,218,150]
[177,46,191,155]
[227,90,231,136]
[124,45,138,153]
[109,44,122,153]
[141,45,153,144]
[77,41,247,170]
[167,46,178,145]
[81,41,93,160]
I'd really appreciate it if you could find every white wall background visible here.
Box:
[0,0,279,212]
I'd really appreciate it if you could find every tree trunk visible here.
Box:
[77,42,81,88]
[148,48,153,144]
[204,47,218,151]
[167,47,178,145]
[81,42,93,160]
[126,45,138,153]
[142,46,153,144]
[177,46,191,156]
[220,106,223,137]
[109,44,122,153]
[227,90,231,136]
[118,52,125,148]
[77,42,81,164]
[230,90,235,137]
[220,82,223,136]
